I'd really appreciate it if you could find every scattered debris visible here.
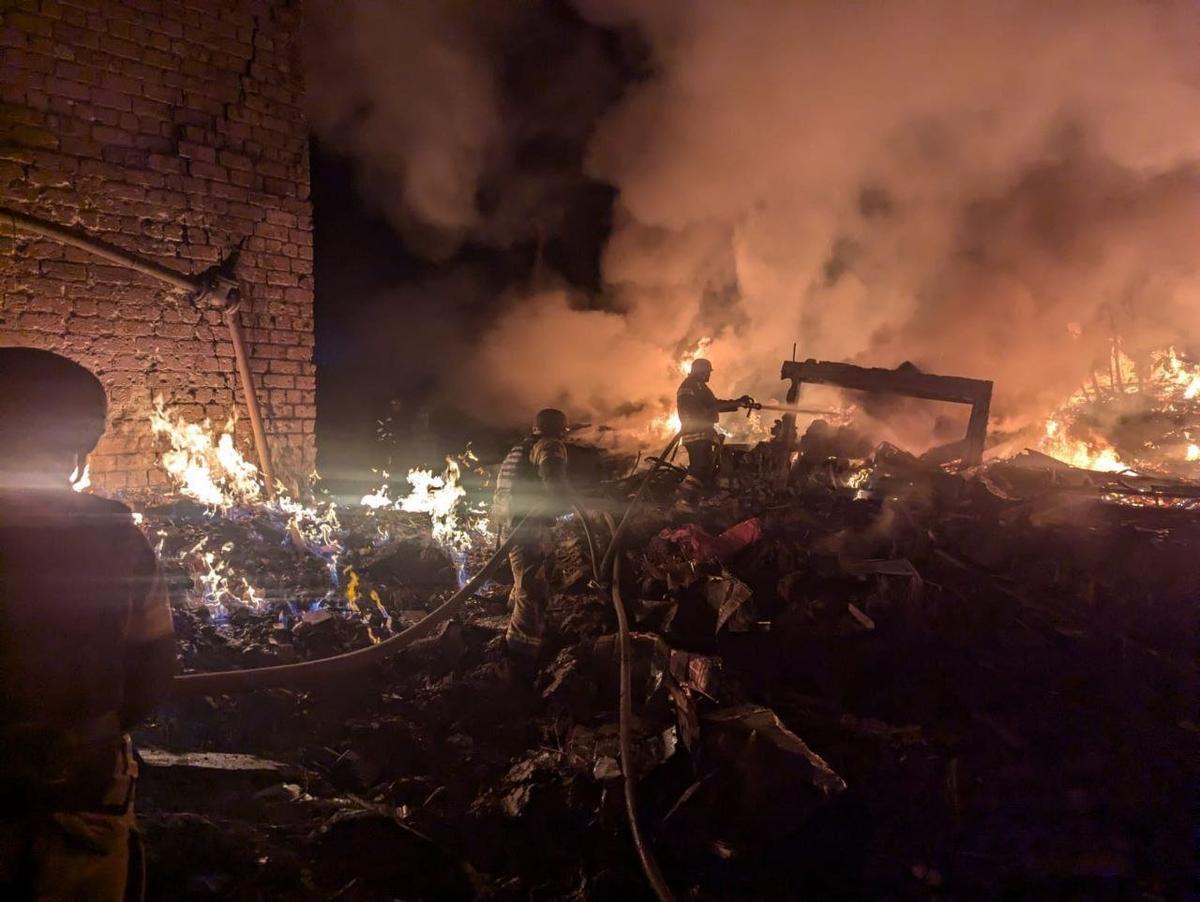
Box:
[134,430,1197,898]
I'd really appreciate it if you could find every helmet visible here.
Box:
[533,408,568,438]
[689,358,713,376]
[0,348,107,455]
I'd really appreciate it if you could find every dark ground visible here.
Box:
[130,445,1197,899]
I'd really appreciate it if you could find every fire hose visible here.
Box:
[170,432,678,899]
[597,432,682,902]
[171,507,543,696]
[744,400,841,418]
[1,207,278,499]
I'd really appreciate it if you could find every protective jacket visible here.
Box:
[492,436,569,532]
[676,376,741,443]
[0,490,175,813]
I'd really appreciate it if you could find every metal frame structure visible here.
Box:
[777,358,993,467]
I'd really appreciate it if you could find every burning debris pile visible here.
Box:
[1036,345,1200,477]
[125,399,1196,899]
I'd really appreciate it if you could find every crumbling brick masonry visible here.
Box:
[0,0,314,495]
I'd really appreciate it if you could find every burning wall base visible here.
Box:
[1,0,316,495]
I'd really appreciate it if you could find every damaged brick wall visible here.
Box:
[0,0,314,495]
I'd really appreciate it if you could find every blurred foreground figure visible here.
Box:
[491,408,570,661]
[0,348,176,901]
[676,358,752,487]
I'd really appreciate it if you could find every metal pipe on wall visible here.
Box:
[1,207,277,498]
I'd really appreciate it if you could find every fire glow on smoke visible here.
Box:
[651,336,714,438]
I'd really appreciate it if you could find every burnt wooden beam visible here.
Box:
[779,359,993,465]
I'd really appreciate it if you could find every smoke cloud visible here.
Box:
[311,0,1200,445]
[305,1,500,258]
[478,0,1200,437]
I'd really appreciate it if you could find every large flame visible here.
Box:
[360,459,491,583]
[647,338,712,439]
[678,336,712,376]
[69,462,90,493]
[150,397,263,507]
[1037,345,1200,472]
[1039,417,1129,473]
[148,399,347,618]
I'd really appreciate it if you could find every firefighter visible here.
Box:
[492,408,570,662]
[676,358,752,487]
[0,348,176,901]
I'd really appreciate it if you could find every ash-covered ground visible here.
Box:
[132,443,1197,900]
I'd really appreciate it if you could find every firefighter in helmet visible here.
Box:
[492,408,570,661]
[0,348,176,900]
[676,358,752,487]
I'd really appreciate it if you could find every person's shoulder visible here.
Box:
[73,493,136,520]
[531,436,568,460]
[0,489,131,518]
[68,494,146,541]
[74,493,132,513]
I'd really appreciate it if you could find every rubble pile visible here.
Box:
[135,441,1197,899]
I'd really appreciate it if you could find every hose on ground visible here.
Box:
[597,433,682,580]
[596,433,683,902]
[603,511,676,902]
[173,438,681,894]
[571,501,602,582]
[170,507,543,697]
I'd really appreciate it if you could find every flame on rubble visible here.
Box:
[149,400,351,620]
[150,397,263,508]
[1151,347,1200,401]
[70,462,90,493]
[1037,346,1200,473]
[185,536,266,614]
[1040,418,1128,473]
[360,459,492,585]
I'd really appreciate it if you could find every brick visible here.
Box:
[90,87,132,111]
[91,124,134,146]
[39,260,86,280]
[186,159,226,182]
[46,76,89,101]
[8,11,54,38]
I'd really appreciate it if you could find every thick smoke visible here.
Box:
[573,0,1200,433]
[478,0,1200,437]
[310,0,1200,443]
[305,1,500,258]
[305,1,621,260]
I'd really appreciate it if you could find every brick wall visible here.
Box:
[0,0,314,496]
